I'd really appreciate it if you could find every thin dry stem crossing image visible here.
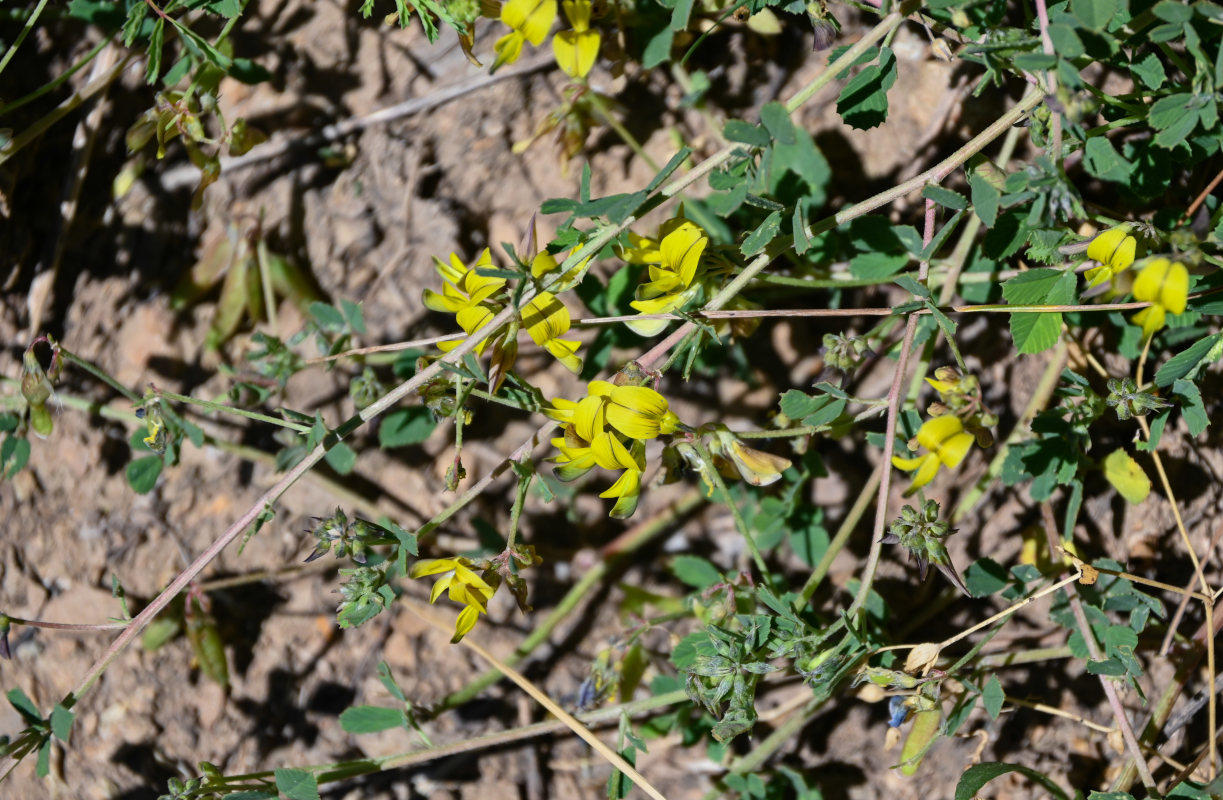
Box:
[1,0,1222,798]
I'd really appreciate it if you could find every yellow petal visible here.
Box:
[891,455,926,471]
[1086,227,1135,272]
[493,30,526,68]
[553,29,599,78]
[908,454,941,492]
[591,431,638,470]
[935,431,975,469]
[451,604,482,643]
[429,574,453,604]
[544,338,583,373]
[531,251,558,278]
[914,414,965,452]
[502,0,556,44]
[573,394,607,442]
[600,469,642,518]
[607,386,667,439]
[523,291,571,344]
[658,220,707,288]
[410,557,460,578]
[561,0,592,30]
[1160,261,1189,314]
[587,380,615,397]
[727,440,791,485]
[1131,258,1170,304]
[619,232,662,264]
[1132,306,1165,337]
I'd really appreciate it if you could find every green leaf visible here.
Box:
[275,768,320,800]
[340,705,405,733]
[1086,657,1127,675]
[894,275,930,299]
[205,0,242,17]
[146,18,165,84]
[1154,333,1222,386]
[955,763,1071,800]
[1002,269,1076,354]
[644,147,691,193]
[325,442,356,475]
[1172,379,1209,437]
[340,299,367,335]
[126,455,163,494]
[1153,0,1193,22]
[2,436,30,479]
[670,555,722,589]
[1013,53,1057,71]
[849,251,909,279]
[968,170,1000,227]
[1103,449,1150,504]
[1083,136,1131,183]
[724,120,771,147]
[309,301,347,331]
[982,675,1005,719]
[669,0,694,29]
[964,558,1009,597]
[1047,23,1084,58]
[1071,0,1117,29]
[379,407,437,448]
[7,687,40,722]
[787,506,828,568]
[50,705,74,743]
[741,211,782,257]
[1129,51,1166,90]
[642,26,673,69]
[921,184,967,210]
[760,102,796,145]
[836,47,897,130]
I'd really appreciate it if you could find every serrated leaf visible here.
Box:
[1154,333,1222,386]
[340,705,405,734]
[379,407,437,448]
[1103,449,1150,504]
[921,184,967,210]
[1083,136,1131,182]
[275,768,320,800]
[982,675,1005,719]
[1172,379,1209,437]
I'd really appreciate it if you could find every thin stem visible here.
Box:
[0,0,50,78]
[59,348,141,403]
[3,615,127,632]
[155,390,312,432]
[688,438,770,578]
[586,89,659,171]
[798,462,883,605]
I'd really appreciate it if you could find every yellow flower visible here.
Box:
[521,291,583,373]
[1131,257,1189,337]
[410,557,497,643]
[621,216,709,336]
[1084,226,1137,288]
[707,427,791,486]
[422,249,504,314]
[605,385,683,440]
[437,304,497,355]
[493,0,557,70]
[544,380,614,427]
[553,0,599,79]
[891,415,975,495]
[600,467,643,519]
[532,248,592,293]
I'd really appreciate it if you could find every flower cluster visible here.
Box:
[891,367,995,494]
[422,247,585,390]
[620,214,714,336]
[410,556,499,643]
[545,377,685,518]
[1131,257,1189,337]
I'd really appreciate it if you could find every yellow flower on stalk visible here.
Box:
[1084,226,1137,288]
[1131,257,1189,337]
[410,557,497,643]
[493,0,557,70]
[605,385,684,440]
[599,466,644,519]
[521,291,583,373]
[891,414,975,495]
[621,216,710,336]
[553,0,600,79]
[422,249,504,314]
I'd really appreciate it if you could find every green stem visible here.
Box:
[155,390,312,432]
[59,348,141,403]
[0,0,50,78]
[0,34,114,117]
[688,438,770,578]
[798,461,883,605]
[433,490,705,711]
[586,89,659,172]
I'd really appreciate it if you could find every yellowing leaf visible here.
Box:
[1103,449,1150,505]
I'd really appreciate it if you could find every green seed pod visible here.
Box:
[185,597,229,688]
[29,403,53,439]
[899,708,942,776]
